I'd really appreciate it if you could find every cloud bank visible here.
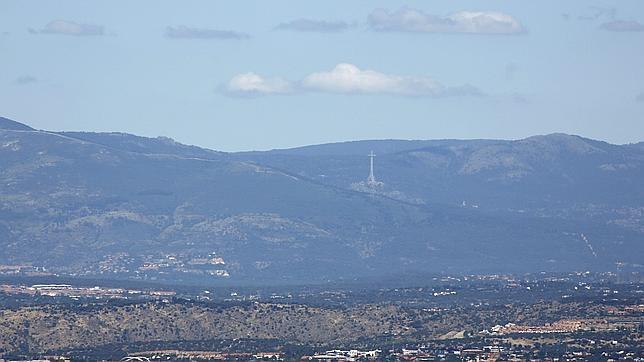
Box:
[165,25,249,39]
[274,19,350,32]
[368,7,524,34]
[224,63,482,98]
[29,20,105,36]
[600,20,644,32]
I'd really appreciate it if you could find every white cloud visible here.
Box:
[224,72,294,96]
[30,20,104,36]
[368,7,524,34]
[224,63,482,98]
[302,63,445,96]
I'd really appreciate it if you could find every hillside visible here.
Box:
[0,117,34,131]
[0,117,642,284]
[236,134,644,208]
[0,301,602,355]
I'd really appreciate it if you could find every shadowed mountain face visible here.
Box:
[0,117,642,284]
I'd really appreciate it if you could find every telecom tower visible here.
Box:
[367,151,377,185]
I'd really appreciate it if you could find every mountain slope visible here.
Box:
[0,125,422,282]
[0,117,34,131]
[60,131,225,160]
[236,133,644,210]
[1,117,642,284]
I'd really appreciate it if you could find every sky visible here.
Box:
[1,1,643,151]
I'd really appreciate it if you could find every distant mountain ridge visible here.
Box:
[60,131,225,160]
[0,117,35,131]
[0,116,642,284]
[240,139,501,156]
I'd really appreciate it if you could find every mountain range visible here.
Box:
[1,116,642,284]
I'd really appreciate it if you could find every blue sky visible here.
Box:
[1,0,643,151]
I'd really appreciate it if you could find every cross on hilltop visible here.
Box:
[367,151,377,184]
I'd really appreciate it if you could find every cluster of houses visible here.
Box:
[302,349,381,361]
[485,320,584,335]
[0,283,176,300]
